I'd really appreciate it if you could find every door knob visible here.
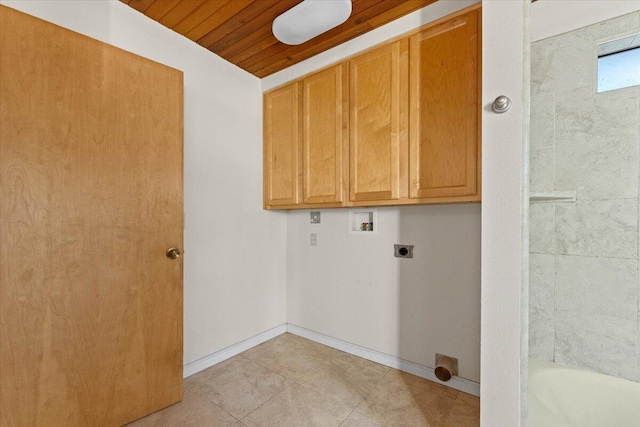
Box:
[166,247,181,259]
[492,95,512,113]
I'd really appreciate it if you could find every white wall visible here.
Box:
[531,0,640,42]
[277,1,483,384]
[0,0,288,366]
[288,205,481,382]
[481,1,527,426]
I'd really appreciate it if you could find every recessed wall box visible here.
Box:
[394,244,414,258]
[349,209,377,234]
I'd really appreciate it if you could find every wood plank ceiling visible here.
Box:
[121,0,438,78]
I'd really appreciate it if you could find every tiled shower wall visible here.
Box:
[529,11,640,382]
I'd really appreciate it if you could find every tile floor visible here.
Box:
[127,333,479,427]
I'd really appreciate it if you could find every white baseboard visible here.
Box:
[182,322,480,397]
[287,324,481,397]
[183,323,287,378]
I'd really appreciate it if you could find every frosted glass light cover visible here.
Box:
[272,0,352,46]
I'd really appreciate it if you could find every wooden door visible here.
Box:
[302,64,347,205]
[409,8,480,200]
[263,82,300,208]
[0,7,183,427]
[349,40,408,203]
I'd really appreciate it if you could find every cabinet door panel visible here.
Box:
[264,83,300,207]
[409,9,480,199]
[302,65,346,204]
[349,41,407,202]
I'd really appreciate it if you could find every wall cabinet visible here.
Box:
[349,40,407,203]
[302,64,347,206]
[263,82,300,207]
[264,65,347,210]
[409,9,480,201]
[263,6,481,210]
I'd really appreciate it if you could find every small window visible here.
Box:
[597,35,640,93]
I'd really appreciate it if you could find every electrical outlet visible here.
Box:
[310,233,317,246]
[310,211,321,224]
[394,244,414,258]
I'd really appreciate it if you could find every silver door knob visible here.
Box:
[492,95,511,113]
[166,247,181,259]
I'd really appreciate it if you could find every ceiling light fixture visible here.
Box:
[272,0,353,46]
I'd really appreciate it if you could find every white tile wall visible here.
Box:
[555,87,638,148]
[555,200,638,258]
[529,254,555,361]
[530,91,555,149]
[554,312,637,380]
[530,147,555,192]
[529,204,556,254]
[531,39,557,96]
[554,139,638,199]
[529,11,640,382]
[554,255,637,320]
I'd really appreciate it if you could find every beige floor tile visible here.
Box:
[298,364,373,408]
[298,354,388,407]
[241,333,305,360]
[355,371,458,427]
[454,392,479,410]
[384,369,458,399]
[241,383,352,427]
[330,351,390,377]
[339,411,384,427]
[282,332,321,346]
[184,355,250,391]
[130,336,467,427]
[297,338,343,359]
[200,361,294,419]
[125,390,238,427]
[250,341,331,381]
[443,392,480,427]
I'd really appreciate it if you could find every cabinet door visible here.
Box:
[302,64,347,205]
[264,82,300,207]
[349,40,408,203]
[409,8,480,200]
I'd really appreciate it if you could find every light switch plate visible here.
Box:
[310,211,321,224]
